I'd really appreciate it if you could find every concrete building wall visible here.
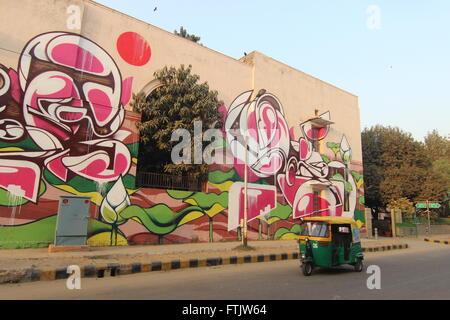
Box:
[241,51,362,162]
[0,0,365,248]
[82,1,253,107]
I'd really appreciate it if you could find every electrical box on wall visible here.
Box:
[55,196,91,246]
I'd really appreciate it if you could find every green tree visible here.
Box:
[423,130,450,162]
[386,197,415,218]
[380,164,429,204]
[362,125,447,213]
[132,65,223,179]
[423,130,450,215]
[379,127,429,170]
[431,158,450,183]
[361,126,385,210]
[174,26,201,44]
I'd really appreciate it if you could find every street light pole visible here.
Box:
[391,207,397,238]
[243,134,248,248]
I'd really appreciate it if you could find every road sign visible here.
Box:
[415,202,441,209]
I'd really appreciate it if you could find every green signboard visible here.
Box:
[415,203,441,209]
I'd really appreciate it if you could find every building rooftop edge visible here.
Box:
[243,51,359,99]
[88,0,251,69]
[89,1,358,100]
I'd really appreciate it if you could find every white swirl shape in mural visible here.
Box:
[61,139,131,183]
[19,32,125,141]
[225,90,290,177]
[0,119,24,141]
[0,67,11,97]
[100,176,131,225]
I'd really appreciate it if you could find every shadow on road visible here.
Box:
[310,266,360,276]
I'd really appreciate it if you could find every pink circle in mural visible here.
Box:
[117,32,151,66]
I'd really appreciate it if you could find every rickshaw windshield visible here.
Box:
[300,221,329,237]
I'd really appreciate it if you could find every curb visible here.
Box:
[0,244,409,284]
[361,243,408,252]
[424,238,449,245]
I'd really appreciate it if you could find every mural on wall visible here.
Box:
[227,182,277,231]
[0,31,364,248]
[0,31,143,247]
[223,90,365,237]
[0,32,133,196]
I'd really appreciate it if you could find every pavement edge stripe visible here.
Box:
[424,238,448,245]
[1,243,411,285]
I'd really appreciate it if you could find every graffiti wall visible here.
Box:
[0,31,142,247]
[222,90,365,240]
[0,24,364,248]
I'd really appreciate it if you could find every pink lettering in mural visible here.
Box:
[0,160,41,202]
[227,182,277,231]
[87,88,113,124]
[7,69,21,103]
[225,91,359,222]
[62,140,131,183]
[121,77,133,106]
[225,90,290,179]
[51,43,105,73]
[0,31,139,206]
[44,151,69,182]
[20,32,125,139]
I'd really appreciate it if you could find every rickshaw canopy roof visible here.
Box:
[301,216,358,227]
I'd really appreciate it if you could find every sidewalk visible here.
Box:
[0,237,409,284]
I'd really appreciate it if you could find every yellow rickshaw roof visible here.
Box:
[301,216,357,226]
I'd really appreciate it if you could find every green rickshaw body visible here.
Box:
[298,217,364,271]
[299,239,333,267]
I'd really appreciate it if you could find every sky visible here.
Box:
[95,0,450,142]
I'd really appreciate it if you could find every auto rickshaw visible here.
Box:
[298,216,364,276]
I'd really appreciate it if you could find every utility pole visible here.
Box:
[242,133,248,248]
[391,207,397,238]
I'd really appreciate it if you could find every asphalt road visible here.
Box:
[0,240,449,300]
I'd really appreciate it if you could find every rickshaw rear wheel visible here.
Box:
[354,259,363,272]
[302,262,313,276]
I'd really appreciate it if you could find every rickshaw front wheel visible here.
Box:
[354,259,363,272]
[302,262,313,276]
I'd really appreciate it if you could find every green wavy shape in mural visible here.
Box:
[43,169,136,194]
[120,204,203,244]
[185,192,228,209]
[331,173,353,192]
[274,224,301,240]
[208,168,242,184]
[166,189,231,242]
[269,203,292,220]
[258,202,292,240]
[0,136,41,151]
[166,190,194,199]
